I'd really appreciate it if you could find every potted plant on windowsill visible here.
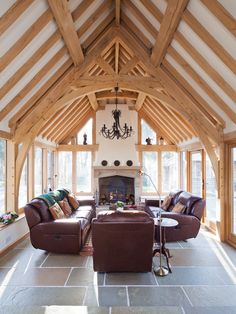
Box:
[0,211,19,226]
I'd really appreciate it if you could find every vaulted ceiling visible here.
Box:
[0,0,235,148]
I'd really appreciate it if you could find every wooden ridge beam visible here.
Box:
[151,0,189,67]
[48,0,84,66]
[116,0,121,26]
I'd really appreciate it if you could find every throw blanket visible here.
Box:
[33,188,70,207]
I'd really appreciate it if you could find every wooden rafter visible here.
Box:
[115,42,119,74]
[135,93,146,111]
[48,0,84,66]
[0,0,34,35]
[116,0,121,26]
[151,0,189,67]
[200,0,236,37]
[88,93,99,111]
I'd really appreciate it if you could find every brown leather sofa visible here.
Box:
[145,190,205,242]
[92,210,154,272]
[24,189,96,254]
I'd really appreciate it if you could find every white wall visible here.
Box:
[95,105,140,166]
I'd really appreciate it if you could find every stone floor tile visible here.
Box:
[3,267,71,286]
[182,306,236,314]
[84,286,128,306]
[183,286,236,307]
[41,253,88,267]
[156,266,234,285]
[66,268,104,286]
[128,286,191,307]
[105,272,157,286]
[1,286,86,306]
[111,306,184,314]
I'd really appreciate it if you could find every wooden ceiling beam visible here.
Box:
[200,0,236,37]
[72,0,93,21]
[174,32,236,102]
[0,47,68,123]
[183,9,236,74]
[0,9,52,72]
[115,42,119,74]
[116,0,121,26]
[48,0,84,66]
[96,57,115,75]
[135,93,146,111]
[151,0,189,67]
[88,93,99,111]
[167,46,236,124]
[119,56,139,74]
[162,59,225,127]
[96,90,138,100]
[0,0,34,35]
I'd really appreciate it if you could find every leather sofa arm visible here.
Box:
[32,219,81,234]
[145,199,161,207]
[24,204,41,229]
[79,199,95,208]
[161,211,200,225]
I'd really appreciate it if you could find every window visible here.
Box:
[77,118,93,144]
[47,151,54,191]
[34,147,42,196]
[58,152,72,191]
[180,151,187,190]
[232,148,236,234]
[76,151,92,192]
[191,151,202,197]
[141,119,157,145]
[19,157,28,208]
[0,139,6,213]
[142,152,158,193]
[205,155,218,221]
[162,152,178,192]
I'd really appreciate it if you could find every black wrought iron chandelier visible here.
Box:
[100,84,134,140]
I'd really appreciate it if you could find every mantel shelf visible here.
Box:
[93,166,140,171]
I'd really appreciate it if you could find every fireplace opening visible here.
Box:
[99,175,135,205]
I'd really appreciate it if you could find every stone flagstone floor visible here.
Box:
[0,226,236,314]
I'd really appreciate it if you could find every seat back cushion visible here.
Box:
[161,195,172,211]
[49,203,65,220]
[59,197,72,216]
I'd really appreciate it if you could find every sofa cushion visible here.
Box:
[161,195,172,211]
[96,210,152,223]
[172,202,186,214]
[59,197,72,217]
[67,194,80,210]
[178,191,201,214]
[49,203,65,220]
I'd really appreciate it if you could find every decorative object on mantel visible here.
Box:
[0,211,19,225]
[145,137,152,145]
[83,133,87,145]
[126,160,133,166]
[101,160,108,166]
[99,83,134,139]
[159,137,164,145]
[114,160,120,166]
[116,201,125,211]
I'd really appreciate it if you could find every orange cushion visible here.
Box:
[49,203,65,219]
[59,197,72,216]
[172,202,186,214]
[67,194,80,210]
[161,195,172,211]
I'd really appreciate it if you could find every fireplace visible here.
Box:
[99,175,135,204]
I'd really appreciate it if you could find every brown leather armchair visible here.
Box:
[92,210,154,272]
[145,190,205,242]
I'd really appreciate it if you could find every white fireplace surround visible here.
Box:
[93,166,141,204]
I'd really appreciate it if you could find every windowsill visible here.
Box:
[0,213,25,230]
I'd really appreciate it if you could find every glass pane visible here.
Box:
[58,152,72,191]
[191,152,202,197]
[162,152,178,192]
[76,151,92,192]
[77,118,93,144]
[180,151,187,190]
[141,119,157,145]
[206,155,218,221]
[0,139,6,214]
[34,147,42,196]
[19,158,28,208]
[232,148,236,234]
[142,152,158,193]
[47,151,54,191]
